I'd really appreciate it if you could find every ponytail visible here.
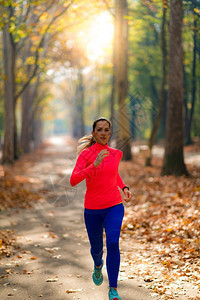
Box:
[77,134,95,155]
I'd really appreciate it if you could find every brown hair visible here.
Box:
[77,117,111,155]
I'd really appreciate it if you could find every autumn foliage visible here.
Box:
[119,145,200,298]
[0,166,41,210]
[0,152,43,258]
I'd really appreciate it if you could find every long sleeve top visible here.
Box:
[70,142,126,209]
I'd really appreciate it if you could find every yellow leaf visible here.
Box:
[183,219,190,225]
[40,12,48,21]
[50,234,56,238]
[194,8,200,14]
[162,261,170,267]
[166,227,173,232]
[171,236,181,243]
[186,248,195,253]
[66,289,82,293]
[26,56,35,65]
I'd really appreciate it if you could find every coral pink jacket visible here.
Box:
[70,143,126,209]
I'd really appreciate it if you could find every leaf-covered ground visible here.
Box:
[0,148,47,258]
[0,139,200,299]
[0,167,42,211]
[0,230,18,258]
[119,144,200,299]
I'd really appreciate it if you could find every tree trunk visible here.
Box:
[32,107,43,149]
[72,69,85,138]
[110,67,115,124]
[2,23,15,165]
[110,10,117,136]
[109,13,121,142]
[71,93,79,139]
[115,0,132,160]
[184,16,197,145]
[149,75,159,125]
[162,0,188,176]
[21,72,39,153]
[110,71,118,140]
[78,69,85,137]
[21,87,32,153]
[146,1,168,166]
[183,66,189,143]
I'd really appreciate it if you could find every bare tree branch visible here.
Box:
[102,0,115,17]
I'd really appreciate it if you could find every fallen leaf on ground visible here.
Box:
[66,289,83,293]
[46,278,58,282]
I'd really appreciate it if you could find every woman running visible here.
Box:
[70,117,132,300]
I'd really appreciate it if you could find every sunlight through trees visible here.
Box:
[0,0,199,174]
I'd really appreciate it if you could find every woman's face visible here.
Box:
[92,121,111,145]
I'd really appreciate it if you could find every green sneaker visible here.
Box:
[108,287,121,300]
[92,260,103,286]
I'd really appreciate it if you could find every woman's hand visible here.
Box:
[123,188,132,202]
[94,149,110,168]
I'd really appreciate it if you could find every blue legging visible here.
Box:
[84,203,124,288]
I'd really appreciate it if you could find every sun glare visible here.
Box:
[85,12,114,62]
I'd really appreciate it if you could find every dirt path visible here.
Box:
[0,137,156,300]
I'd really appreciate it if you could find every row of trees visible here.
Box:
[113,0,192,175]
[0,0,200,176]
[0,0,79,163]
[0,0,97,159]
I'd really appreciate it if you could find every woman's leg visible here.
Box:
[84,211,104,267]
[104,204,124,288]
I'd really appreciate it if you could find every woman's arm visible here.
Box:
[117,149,132,202]
[117,174,132,202]
[70,152,95,186]
[117,173,126,190]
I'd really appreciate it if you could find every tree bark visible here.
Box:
[184,16,197,145]
[110,9,117,140]
[183,65,189,143]
[21,87,32,153]
[72,69,85,138]
[21,67,40,154]
[110,8,117,130]
[32,107,43,149]
[78,69,85,137]
[146,1,168,166]
[115,0,132,160]
[2,22,15,164]
[110,55,116,125]
[162,0,188,176]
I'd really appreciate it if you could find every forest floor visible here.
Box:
[0,136,200,300]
